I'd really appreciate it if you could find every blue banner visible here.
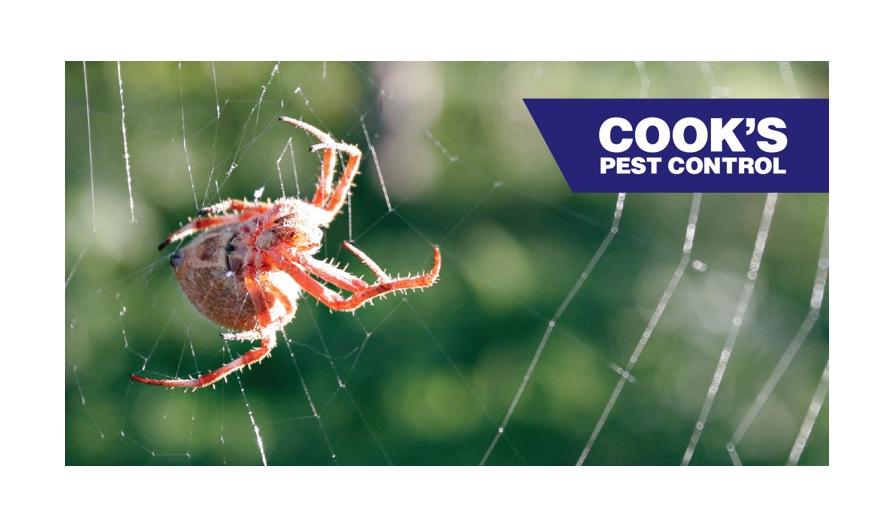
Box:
[524,98,828,193]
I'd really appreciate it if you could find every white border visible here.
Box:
[7,0,892,525]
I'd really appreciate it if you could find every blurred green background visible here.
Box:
[65,62,828,465]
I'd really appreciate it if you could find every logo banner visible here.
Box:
[525,98,829,193]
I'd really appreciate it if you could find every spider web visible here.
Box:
[65,61,829,465]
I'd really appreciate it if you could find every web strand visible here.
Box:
[211,62,221,119]
[281,330,339,464]
[681,193,778,465]
[634,61,651,98]
[275,138,294,198]
[216,62,281,199]
[178,62,199,210]
[577,193,702,465]
[224,343,268,466]
[727,214,828,463]
[480,193,626,465]
[116,62,136,223]
[404,299,527,464]
[786,360,829,465]
[299,298,393,464]
[200,64,226,209]
[82,61,96,232]
[72,365,104,440]
[65,242,89,289]
[360,115,392,211]
[778,61,800,98]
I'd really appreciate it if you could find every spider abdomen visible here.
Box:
[172,226,299,331]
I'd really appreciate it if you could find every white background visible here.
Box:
[4,0,891,525]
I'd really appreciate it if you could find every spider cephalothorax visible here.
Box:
[131,117,441,389]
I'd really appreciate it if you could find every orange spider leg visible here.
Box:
[221,329,263,342]
[198,198,272,217]
[158,210,267,250]
[315,148,337,207]
[301,256,367,292]
[274,246,441,312]
[341,241,389,281]
[298,246,375,293]
[244,268,274,327]
[259,274,295,323]
[130,271,279,389]
[278,117,337,207]
[278,116,362,220]
[297,241,390,293]
[321,143,361,217]
[129,334,277,389]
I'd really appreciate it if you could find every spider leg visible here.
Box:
[314,148,338,208]
[130,269,280,389]
[158,209,265,250]
[272,246,441,312]
[301,257,370,293]
[278,117,337,207]
[221,329,263,342]
[317,142,361,218]
[259,274,296,325]
[278,116,362,221]
[341,241,389,281]
[299,241,391,292]
[244,269,274,327]
[198,198,271,217]
[129,333,276,389]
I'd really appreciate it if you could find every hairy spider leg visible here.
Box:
[130,270,280,389]
[157,210,267,250]
[259,274,295,324]
[320,142,361,219]
[341,241,389,281]
[198,198,272,217]
[278,117,337,207]
[278,116,362,223]
[302,258,370,293]
[271,246,441,312]
[315,148,338,207]
[298,240,392,293]
[130,333,277,389]
[221,329,264,342]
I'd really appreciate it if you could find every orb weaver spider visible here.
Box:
[130,117,441,389]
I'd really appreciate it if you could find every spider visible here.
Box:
[130,116,441,389]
